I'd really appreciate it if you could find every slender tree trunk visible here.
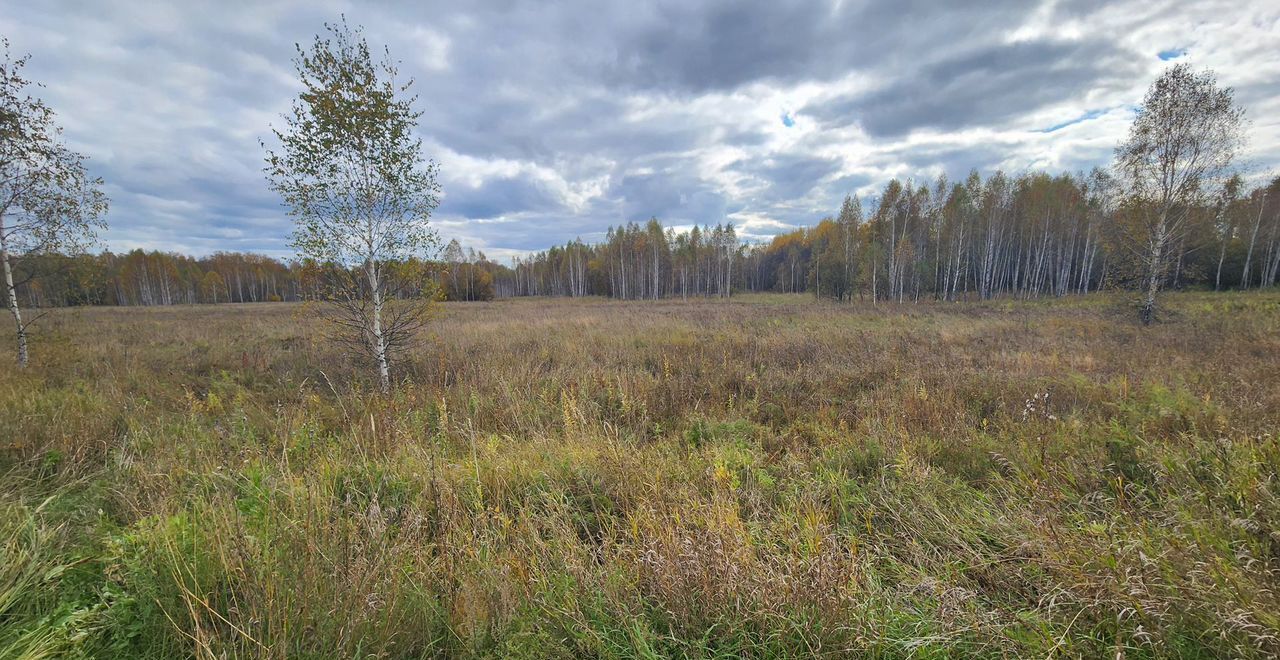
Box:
[1265,221,1280,287]
[844,222,853,303]
[1140,222,1167,326]
[871,253,877,304]
[1215,235,1228,291]
[1172,235,1186,290]
[1,231,29,368]
[652,244,659,300]
[367,262,391,393]
[815,249,821,299]
[724,245,732,298]
[1241,192,1267,290]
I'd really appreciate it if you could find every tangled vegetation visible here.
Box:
[2,291,1279,657]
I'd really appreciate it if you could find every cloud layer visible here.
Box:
[4,0,1278,261]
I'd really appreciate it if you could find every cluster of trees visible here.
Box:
[10,248,511,308]
[21,164,1275,312]
[15,163,1277,313]
[753,170,1279,301]
[487,169,1279,302]
[506,220,740,299]
[12,250,294,307]
[745,172,1115,302]
[1225,179,1280,290]
[440,239,499,301]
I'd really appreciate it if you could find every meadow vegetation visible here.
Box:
[2,291,1279,657]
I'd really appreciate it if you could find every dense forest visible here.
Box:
[509,169,1280,301]
[11,244,505,307]
[15,168,1279,309]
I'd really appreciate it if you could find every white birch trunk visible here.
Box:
[367,262,391,393]
[1,233,29,368]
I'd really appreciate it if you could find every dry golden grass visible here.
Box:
[2,291,1279,657]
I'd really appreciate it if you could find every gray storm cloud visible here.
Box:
[3,0,1277,261]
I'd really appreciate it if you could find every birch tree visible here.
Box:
[263,19,441,393]
[1114,65,1245,324]
[1239,183,1269,289]
[1212,175,1242,291]
[0,40,108,367]
[836,194,861,301]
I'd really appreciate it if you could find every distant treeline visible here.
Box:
[14,168,1280,308]
[512,169,1280,300]
[11,249,504,307]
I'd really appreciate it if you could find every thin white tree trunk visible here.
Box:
[1,233,28,368]
[1141,221,1167,325]
[368,263,390,393]
[1240,192,1267,289]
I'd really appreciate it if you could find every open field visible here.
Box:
[3,292,1280,657]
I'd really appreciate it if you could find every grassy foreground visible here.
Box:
[2,292,1279,658]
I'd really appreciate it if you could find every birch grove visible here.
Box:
[12,168,1280,310]
[495,168,1276,303]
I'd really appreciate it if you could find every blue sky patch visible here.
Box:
[781,111,796,128]
[1158,47,1186,61]
[1037,108,1107,133]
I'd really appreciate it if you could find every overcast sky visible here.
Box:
[4,1,1278,261]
